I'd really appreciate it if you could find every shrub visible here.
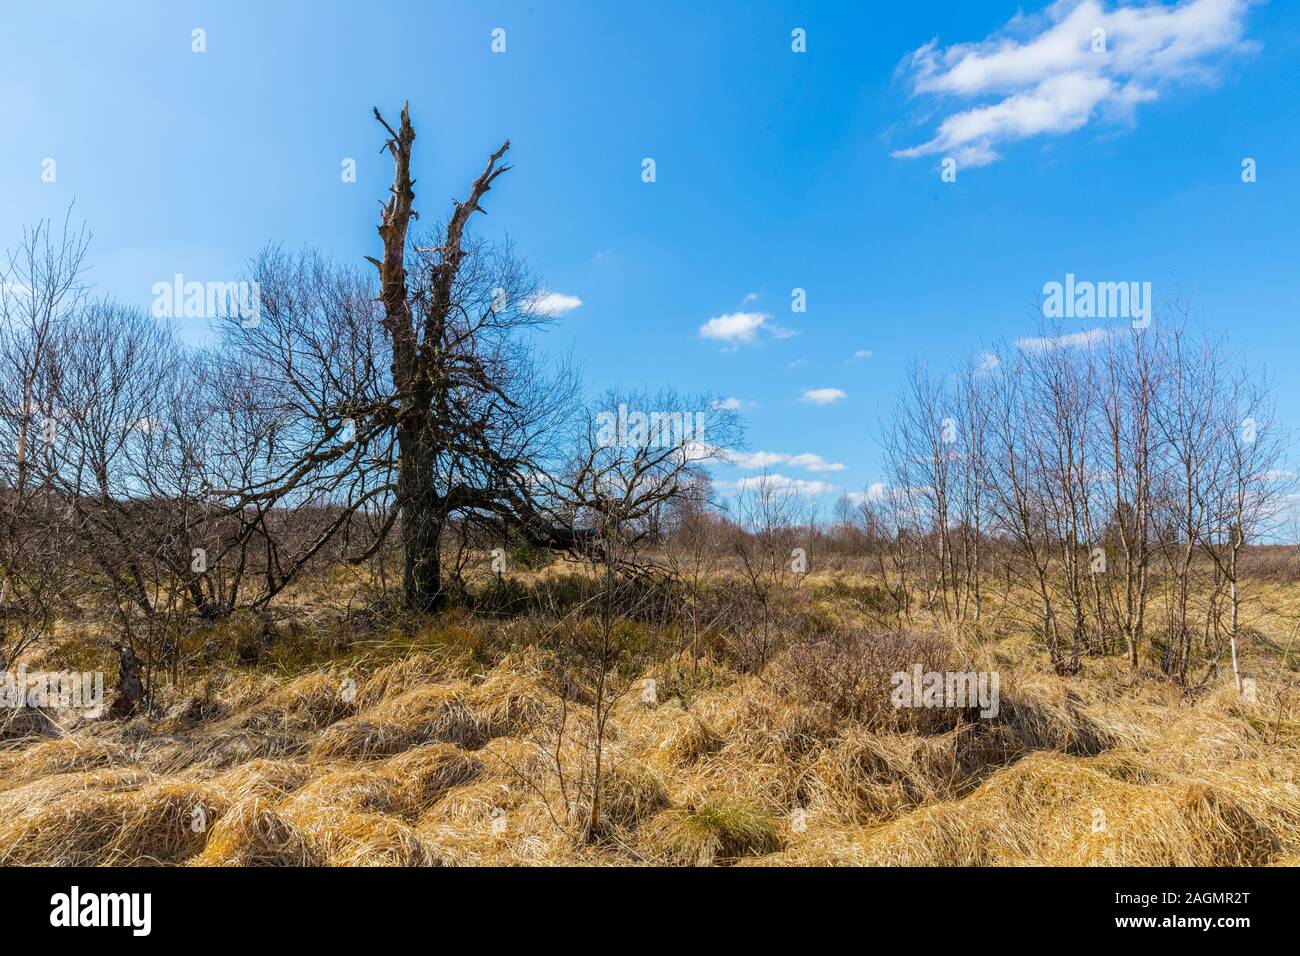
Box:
[771,628,956,732]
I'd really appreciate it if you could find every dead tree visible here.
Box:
[223,103,581,611]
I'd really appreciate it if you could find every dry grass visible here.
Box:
[641,799,784,865]
[4,578,1300,867]
[193,798,317,866]
[0,779,226,865]
[784,752,1283,866]
[381,743,484,816]
[0,736,131,782]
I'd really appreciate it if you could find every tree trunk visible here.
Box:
[108,643,145,719]
[371,104,511,613]
[399,416,444,612]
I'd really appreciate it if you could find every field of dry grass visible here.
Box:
[3,569,1299,867]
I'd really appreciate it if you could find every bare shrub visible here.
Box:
[771,628,956,732]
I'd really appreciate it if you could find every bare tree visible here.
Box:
[875,311,1284,687]
[222,104,581,613]
[1097,327,1158,668]
[0,212,90,667]
[1199,362,1289,694]
[528,390,735,842]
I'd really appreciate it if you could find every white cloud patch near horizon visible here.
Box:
[843,482,889,506]
[1016,326,1112,351]
[733,473,837,497]
[523,291,583,317]
[801,387,847,405]
[893,0,1256,168]
[730,450,846,472]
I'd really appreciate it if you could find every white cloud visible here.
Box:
[731,450,790,469]
[852,350,875,359]
[894,0,1255,168]
[844,482,889,506]
[678,440,719,466]
[734,473,837,497]
[698,310,799,347]
[523,291,583,317]
[786,453,846,472]
[1015,327,1111,351]
[713,397,745,411]
[787,358,808,369]
[801,387,847,405]
[976,350,1001,372]
[699,311,768,344]
[741,291,759,304]
[730,450,846,472]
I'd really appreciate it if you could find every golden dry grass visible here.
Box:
[4,578,1300,867]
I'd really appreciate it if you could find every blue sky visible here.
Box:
[2,0,1297,509]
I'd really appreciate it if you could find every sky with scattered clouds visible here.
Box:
[894,0,1257,167]
[1,0,1297,515]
